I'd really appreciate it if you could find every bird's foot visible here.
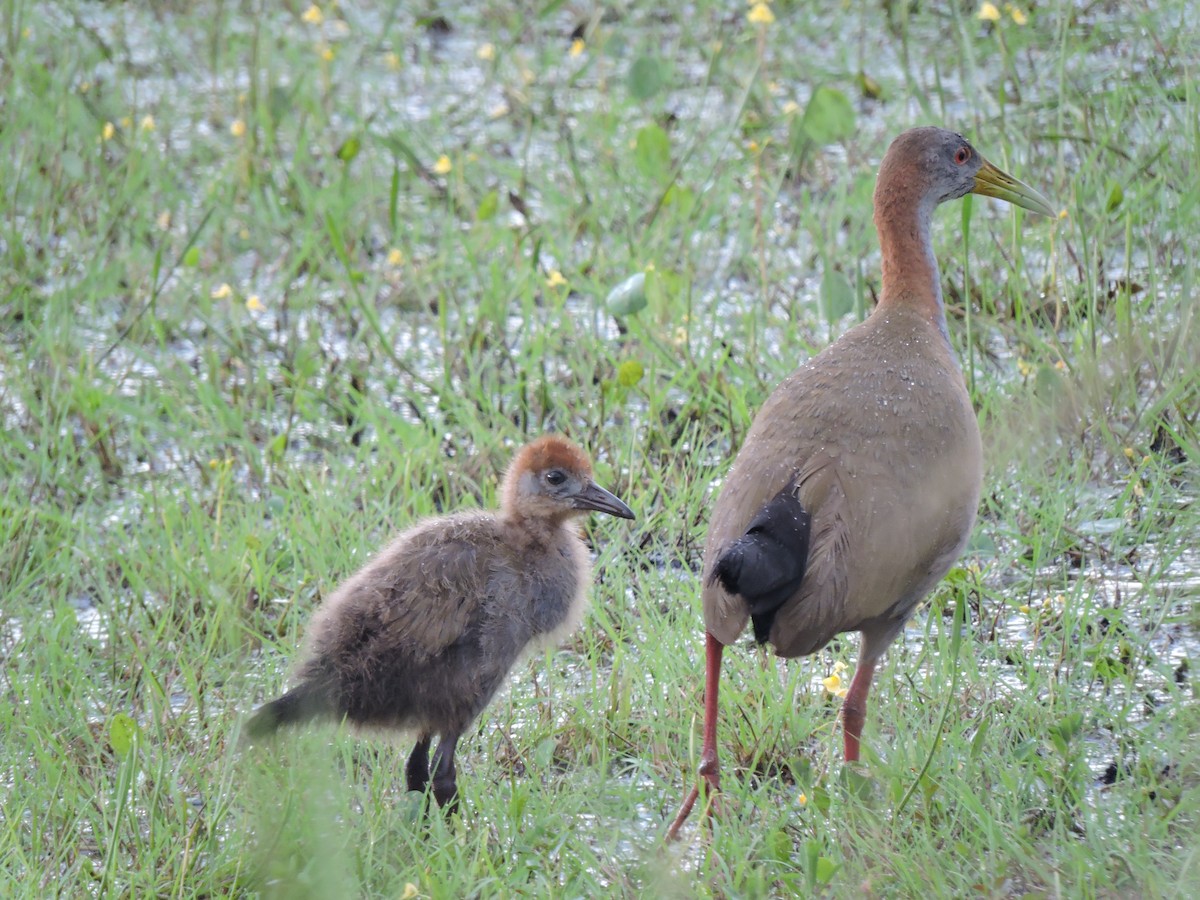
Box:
[664,771,722,842]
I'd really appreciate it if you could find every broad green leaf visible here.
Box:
[337,135,361,162]
[634,124,671,184]
[628,55,665,101]
[820,266,854,322]
[802,86,856,145]
[661,184,695,217]
[814,856,838,884]
[606,271,647,317]
[1105,179,1124,212]
[109,713,138,758]
[616,359,644,387]
[475,189,499,222]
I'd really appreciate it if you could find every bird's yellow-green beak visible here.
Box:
[972,159,1056,217]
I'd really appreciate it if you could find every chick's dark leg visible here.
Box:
[406,734,431,794]
[430,733,460,811]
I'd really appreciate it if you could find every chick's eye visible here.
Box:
[545,470,567,486]
[954,146,971,165]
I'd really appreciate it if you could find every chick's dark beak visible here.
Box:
[573,482,635,519]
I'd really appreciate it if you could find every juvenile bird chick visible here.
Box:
[245,435,634,809]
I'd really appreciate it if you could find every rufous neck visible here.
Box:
[873,187,948,336]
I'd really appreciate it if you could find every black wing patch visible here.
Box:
[709,487,812,644]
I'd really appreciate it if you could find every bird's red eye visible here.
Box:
[954,146,971,165]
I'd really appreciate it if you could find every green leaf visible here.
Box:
[606,271,647,317]
[476,189,499,222]
[970,714,991,761]
[109,713,138,758]
[534,737,557,768]
[337,135,361,162]
[814,856,838,885]
[628,55,665,101]
[182,246,201,267]
[1050,711,1084,756]
[802,86,856,145]
[820,266,854,323]
[661,184,695,217]
[808,784,832,814]
[766,827,791,863]
[856,70,883,100]
[634,124,671,184]
[267,85,292,127]
[616,359,644,388]
[61,150,85,181]
[1105,179,1124,212]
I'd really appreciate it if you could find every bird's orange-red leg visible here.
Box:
[666,631,724,840]
[841,658,876,762]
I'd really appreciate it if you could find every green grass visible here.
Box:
[3,1,1198,896]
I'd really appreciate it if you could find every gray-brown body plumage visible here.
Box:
[703,301,982,664]
[245,435,634,807]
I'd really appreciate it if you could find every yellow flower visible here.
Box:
[546,270,568,289]
[140,115,156,132]
[385,51,401,71]
[400,884,419,900]
[387,248,404,267]
[1058,208,1069,219]
[1007,4,1028,24]
[569,38,585,57]
[1018,604,1031,614]
[245,294,265,312]
[977,2,1001,21]
[432,154,452,175]
[477,42,496,61]
[782,100,800,116]
[797,792,808,806]
[301,4,324,25]
[1053,359,1066,371]
[822,673,847,698]
[230,118,246,138]
[1017,358,1032,378]
[747,2,775,25]
[102,121,115,141]
[319,44,335,62]
[1123,447,1136,459]
[211,283,233,300]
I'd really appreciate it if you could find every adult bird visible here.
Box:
[245,435,635,810]
[666,127,1054,838]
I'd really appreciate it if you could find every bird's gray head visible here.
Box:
[878,127,1054,216]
